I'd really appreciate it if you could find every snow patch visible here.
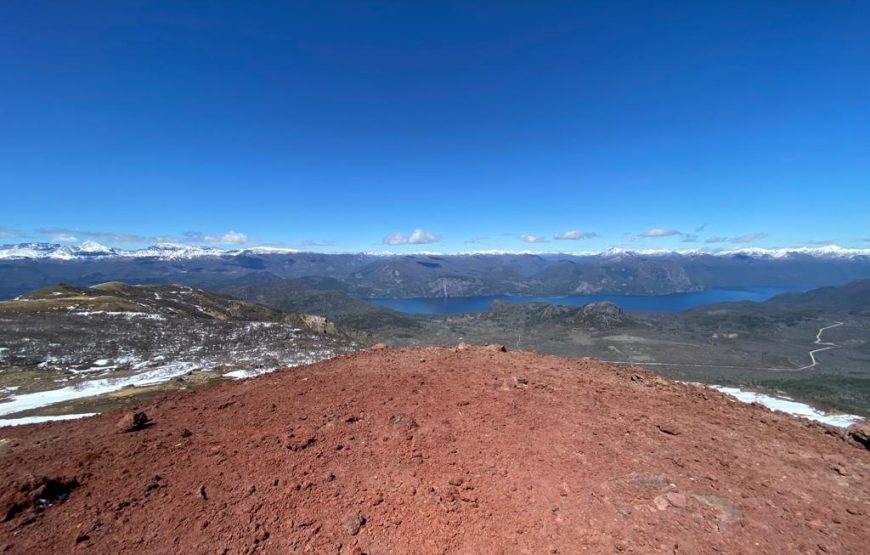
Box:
[711,385,863,428]
[71,311,165,320]
[0,361,198,417]
[0,413,98,427]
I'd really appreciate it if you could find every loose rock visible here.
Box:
[341,513,366,536]
[116,412,150,433]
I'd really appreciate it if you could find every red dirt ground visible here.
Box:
[1,346,869,554]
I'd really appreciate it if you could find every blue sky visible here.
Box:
[1,1,868,252]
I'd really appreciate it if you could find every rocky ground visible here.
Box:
[1,346,869,553]
[0,283,362,422]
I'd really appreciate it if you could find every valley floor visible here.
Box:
[369,308,870,418]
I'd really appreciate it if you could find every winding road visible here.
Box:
[602,320,845,372]
[795,321,844,370]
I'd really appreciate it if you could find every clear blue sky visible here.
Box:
[1,1,868,252]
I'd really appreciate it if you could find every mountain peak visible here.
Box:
[78,241,114,254]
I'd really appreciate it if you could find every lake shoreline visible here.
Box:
[368,287,807,315]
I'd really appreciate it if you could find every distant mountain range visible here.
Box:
[2,241,870,299]
[2,241,870,261]
[0,241,300,261]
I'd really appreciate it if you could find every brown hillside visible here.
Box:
[1,347,868,554]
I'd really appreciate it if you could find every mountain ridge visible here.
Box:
[3,241,870,261]
[3,243,870,300]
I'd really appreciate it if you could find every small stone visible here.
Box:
[197,484,207,500]
[832,466,850,477]
[254,530,269,543]
[847,422,870,449]
[369,343,388,351]
[657,424,681,436]
[116,412,149,433]
[485,344,507,352]
[664,492,688,509]
[286,435,317,451]
[341,513,366,536]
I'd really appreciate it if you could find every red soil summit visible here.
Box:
[1,346,868,553]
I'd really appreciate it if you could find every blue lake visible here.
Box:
[369,287,804,315]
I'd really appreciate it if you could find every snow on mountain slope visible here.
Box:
[0,242,223,260]
[1,241,869,261]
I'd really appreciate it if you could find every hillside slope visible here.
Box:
[0,283,363,422]
[1,347,868,553]
[766,278,870,313]
[1,282,358,336]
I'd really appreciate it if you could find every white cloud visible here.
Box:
[50,233,78,242]
[554,230,598,240]
[33,227,253,246]
[383,229,441,245]
[0,227,25,240]
[38,227,156,244]
[184,230,250,244]
[640,228,681,238]
[730,232,768,244]
[216,230,249,244]
[520,234,549,244]
[297,239,336,247]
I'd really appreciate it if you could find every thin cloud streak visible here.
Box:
[35,227,251,245]
[640,228,682,238]
[730,232,769,244]
[554,230,598,240]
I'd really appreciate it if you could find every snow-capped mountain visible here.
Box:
[2,241,870,301]
[0,242,227,261]
[2,241,869,261]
